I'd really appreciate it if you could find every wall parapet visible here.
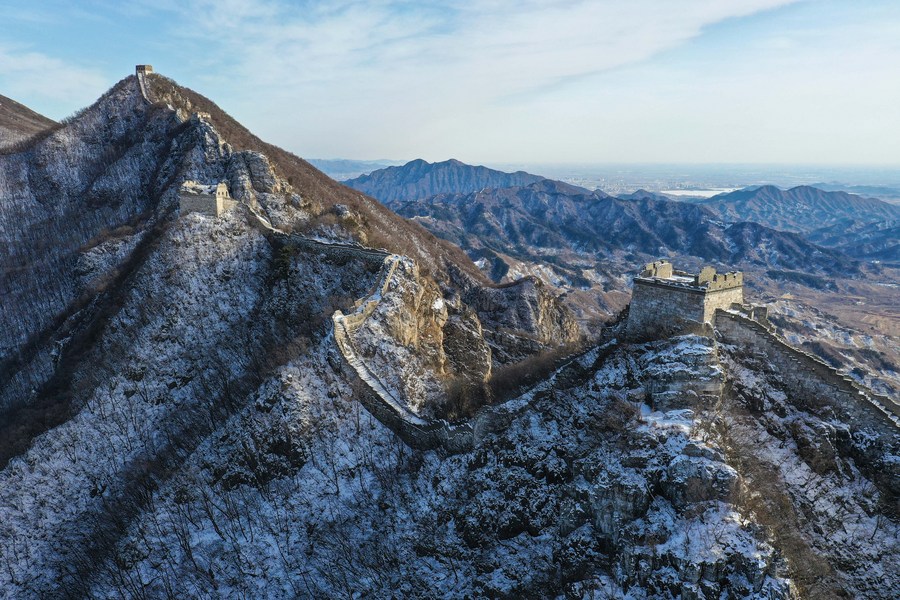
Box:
[627,261,743,341]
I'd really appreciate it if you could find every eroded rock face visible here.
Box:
[637,334,724,411]
[721,345,900,599]
[461,275,583,363]
[442,310,492,383]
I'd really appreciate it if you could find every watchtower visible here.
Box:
[626,260,743,340]
[135,65,154,76]
[179,181,238,217]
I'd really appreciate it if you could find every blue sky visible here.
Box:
[1,0,899,164]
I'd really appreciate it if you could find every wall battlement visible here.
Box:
[627,260,743,341]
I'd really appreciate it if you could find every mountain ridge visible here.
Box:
[699,184,900,233]
[0,70,896,599]
[394,180,859,278]
[0,93,57,147]
[342,158,546,204]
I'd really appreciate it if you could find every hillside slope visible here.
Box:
[0,71,896,600]
[395,180,858,280]
[0,93,56,147]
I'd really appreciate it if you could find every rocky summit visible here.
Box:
[0,68,897,600]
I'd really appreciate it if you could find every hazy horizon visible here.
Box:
[309,157,900,194]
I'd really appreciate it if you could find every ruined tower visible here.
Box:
[178,181,237,217]
[626,260,743,340]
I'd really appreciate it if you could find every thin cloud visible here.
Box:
[157,0,802,100]
[135,0,802,158]
[0,46,108,111]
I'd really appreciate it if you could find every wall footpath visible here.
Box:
[715,309,899,430]
[135,72,151,104]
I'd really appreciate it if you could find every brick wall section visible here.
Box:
[716,309,900,431]
[331,254,476,453]
[702,286,744,321]
[248,211,478,451]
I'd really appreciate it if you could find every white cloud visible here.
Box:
[144,0,803,159]
[162,0,801,97]
[9,0,898,164]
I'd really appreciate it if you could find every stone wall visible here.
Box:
[179,194,238,217]
[627,280,706,341]
[706,271,743,291]
[247,210,594,452]
[135,66,152,103]
[626,277,743,342]
[716,309,899,430]
[331,254,476,453]
[701,286,743,322]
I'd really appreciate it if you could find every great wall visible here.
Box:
[163,87,898,451]
[135,65,152,103]
[244,205,900,453]
[133,65,900,444]
[716,307,900,428]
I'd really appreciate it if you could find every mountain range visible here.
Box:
[698,184,900,232]
[339,160,900,393]
[349,164,861,287]
[0,72,897,598]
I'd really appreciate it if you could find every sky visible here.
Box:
[1,0,899,165]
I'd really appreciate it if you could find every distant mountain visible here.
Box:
[810,182,900,204]
[342,158,546,205]
[306,158,403,181]
[0,94,56,147]
[617,189,674,202]
[394,179,858,281]
[699,185,900,233]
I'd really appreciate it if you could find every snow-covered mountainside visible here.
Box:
[0,72,896,599]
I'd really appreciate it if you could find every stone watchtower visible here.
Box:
[179,181,238,217]
[135,65,153,76]
[626,260,744,340]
